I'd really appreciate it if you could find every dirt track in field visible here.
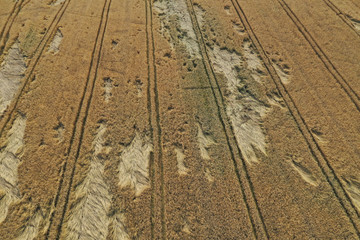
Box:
[0,0,359,239]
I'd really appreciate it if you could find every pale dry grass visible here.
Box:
[0,115,26,223]
[15,209,43,240]
[50,0,65,6]
[153,0,200,58]
[204,168,214,182]
[174,147,188,175]
[108,213,130,240]
[243,41,265,83]
[0,42,27,116]
[209,46,267,164]
[273,63,290,85]
[346,15,360,33]
[103,78,113,103]
[344,178,360,211]
[291,160,319,186]
[118,132,152,196]
[48,29,63,54]
[65,124,111,240]
[196,123,214,161]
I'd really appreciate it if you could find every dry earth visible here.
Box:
[0,0,359,239]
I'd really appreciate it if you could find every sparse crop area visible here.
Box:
[0,0,359,239]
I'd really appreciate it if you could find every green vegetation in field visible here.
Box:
[20,27,38,56]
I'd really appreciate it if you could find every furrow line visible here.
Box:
[0,0,72,137]
[278,0,360,111]
[187,0,269,238]
[43,0,111,238]
[146,0,166,239]
[350,0,360,9]
[322,0,360,37]
[231,0,360,236]
[55,0,112,237]
[0,0,22,49]
[144,0,155,238]
[0,0,29,56]
[278,0,360,220]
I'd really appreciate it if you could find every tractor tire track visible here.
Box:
[186,0,269,238]
[145,0,155,238]
[0,0,72,137]
[0,0,19,38]
[351,0,360,9]
[230,0,360,236]
[145,0,166,239]
[322,0,360,37]
[0,0,20,40]
[277,0,360,218]
[44,0,112,238]
[0,0,23,54]
[277,0,360,112]
[0,0,32,56]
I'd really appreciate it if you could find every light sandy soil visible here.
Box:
[0,0,359,239]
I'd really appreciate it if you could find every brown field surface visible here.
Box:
[0,0,359,239]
